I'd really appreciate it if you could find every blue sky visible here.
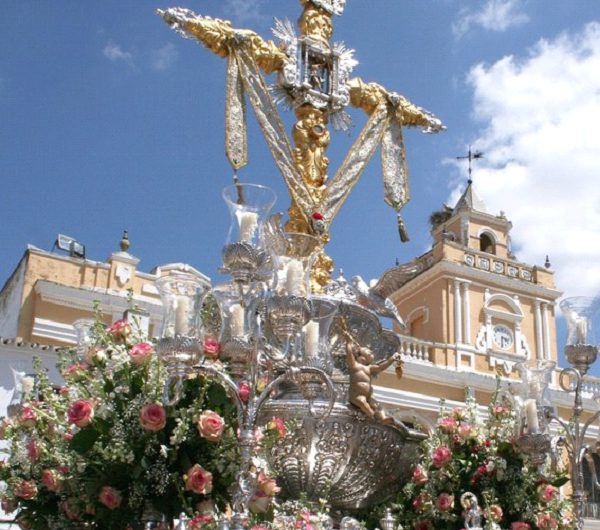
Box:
[1,1,600,357]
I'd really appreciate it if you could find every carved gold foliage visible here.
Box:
[298,2,334,43]
[293,106,330,194]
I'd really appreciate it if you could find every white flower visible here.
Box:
[21,376,35,395]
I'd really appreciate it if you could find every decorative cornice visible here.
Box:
[392,258,561,303]
[34,280,163,319]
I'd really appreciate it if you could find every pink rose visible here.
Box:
[99,486,122,510]
[257,471,280,496]
[436,493,454,513]
[269,416,287,438]
[19,405,37,427]
[139,403,167,432]
[489,505,503,522]
[15,480,37,500]
[538,484,558,503]
[412,465,428,485]
[238,381,250,403]
[438,417,457,434]
[0,417,13,439]
[252,526,270,530]
[452,408,467,420]
[190,513,215,530]
[413,493,431,512]
[68,400,94,427]
[511,523,531,530]
[197,410,225,442]
[536,514,558,530]
[249,491,272,513]
[26,439,39,462]
[129,342,154,366]
[106,319,131,343]
[203,337,221,359]
[185,464,213,495]
[431,446,452,468]
[65,362,89,381]
[41,469,62,492]
[492,404,510,417]
[458,424,476,440]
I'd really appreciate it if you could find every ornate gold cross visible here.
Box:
[158,1,443,290]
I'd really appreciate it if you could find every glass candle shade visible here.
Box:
[156,272,210,339]
[222,183,276,248]
[212,283,264,379]
[73,318,95,358]
[516,360,555,435]
[303,297,338,373]
[155,272,210,379]
[560,296,599,346]
[211,283,254,342]
[271,232,320,297]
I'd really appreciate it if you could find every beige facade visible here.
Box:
[0,242,209,347]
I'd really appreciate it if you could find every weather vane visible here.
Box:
[456,146,484,184]
[157,0,444,289]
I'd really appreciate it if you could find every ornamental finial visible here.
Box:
[120,230,130,252]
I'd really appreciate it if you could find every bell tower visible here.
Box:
[384,180,561,377]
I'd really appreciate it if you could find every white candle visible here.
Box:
[286,259,304,296]
[524,398,539,433]
[304,321,320,357]
[174,296,189,335]
[238,211,258,242]
[230,304,245,338]
[575,318,588,344]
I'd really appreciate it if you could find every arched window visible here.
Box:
[407,306,429,339]
[480,232,496,254]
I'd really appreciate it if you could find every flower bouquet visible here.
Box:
[0,314,247,529]
[395,390,574,530]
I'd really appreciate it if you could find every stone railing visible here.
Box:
[462,248,535,283]
[397,335,432,363]
[581,374,600,398]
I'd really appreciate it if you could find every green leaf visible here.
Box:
[70,427,100,454]
[552,475,570,487]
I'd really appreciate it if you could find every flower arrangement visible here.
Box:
[0,312,284,529]
[395,390,575,530]
[0,308,579,530]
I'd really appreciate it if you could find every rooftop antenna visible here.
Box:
[456,146,484,184]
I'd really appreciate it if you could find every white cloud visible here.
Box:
[103,41,133,64]
[151,43,178,71]
[224,0,267,24]
[455,22,600,297]
[453,0,529,37]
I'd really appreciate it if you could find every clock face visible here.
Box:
[493,325,513,350]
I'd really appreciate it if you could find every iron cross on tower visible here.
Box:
[158,0,444,289]
[456,146,484,184]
